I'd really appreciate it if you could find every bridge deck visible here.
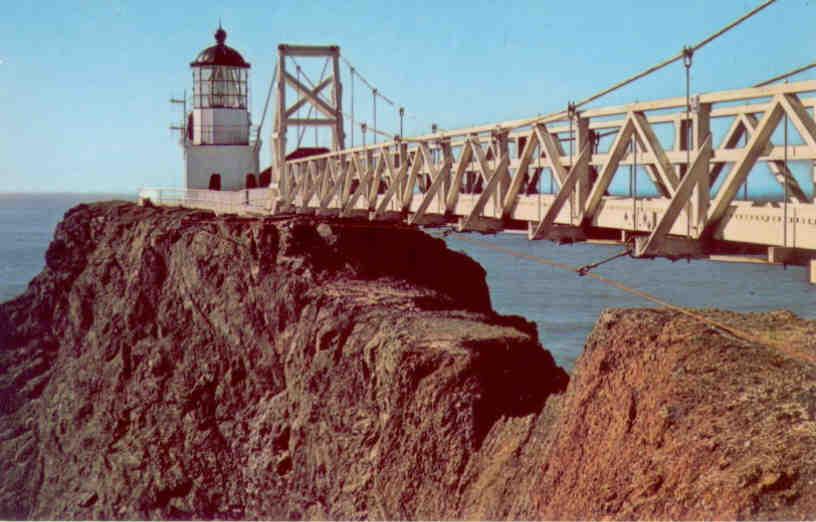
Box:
[141,80,816,284]
[138,184,816,286]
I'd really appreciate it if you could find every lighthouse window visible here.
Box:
[193,66,248,110]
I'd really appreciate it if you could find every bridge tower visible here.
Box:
[182,25,259,191]
[272,45,345,196]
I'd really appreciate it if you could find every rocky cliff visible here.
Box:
[0,202,568,520]
[1,202,814,520]
[533,308,816,520]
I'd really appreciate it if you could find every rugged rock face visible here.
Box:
[2,201,815,520]
[535,308,816,520]
[0,202,567,519]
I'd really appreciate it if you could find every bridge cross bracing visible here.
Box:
[276,79,816,275]
[140,1,816,284]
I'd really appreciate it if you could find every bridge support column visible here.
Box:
[679,101,711,236]
[812,161,816,204]
[810,259,816,285]
[573,116,591,225]
[692,102,711,236]
[768,246,799,265]
[494,131,510,217]
[621,230,632,243]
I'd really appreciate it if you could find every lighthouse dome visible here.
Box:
[190,26,251,68]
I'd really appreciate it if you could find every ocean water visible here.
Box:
[444,234,816,368]
[0,193,135,302]
[0,193,813,370]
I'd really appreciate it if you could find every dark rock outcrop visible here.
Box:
[0,202,567,519]
[2,202,815,520]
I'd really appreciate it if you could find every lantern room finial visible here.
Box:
[191,24,249,68]
[215,22,227,46]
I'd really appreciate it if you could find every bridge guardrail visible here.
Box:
[276,79,816,257]
[138,187,279,215]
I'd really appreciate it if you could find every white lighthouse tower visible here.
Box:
[183,25,259,191]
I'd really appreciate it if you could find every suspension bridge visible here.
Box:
[142,0,816,285]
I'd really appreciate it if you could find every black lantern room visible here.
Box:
[190,25,251,109]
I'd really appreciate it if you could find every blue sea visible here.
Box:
[0,193,135,301]
[1,193,814,369]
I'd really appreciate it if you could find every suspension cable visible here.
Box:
[350,64,355,147]
[742,122,748,200]
[295,1,776,151]
[344,66,395,139]
[571,0,776,111]
[339,53,439,132]
[373,88,378,145]
[497,0,780,131]
[443,233,816,365]
[329,1,778,147]
[296,63,301,125]
[341,55,396,106]
[755,61,816,87]
[234,218,813,365]
[684,47,693,238]
[254,58,277,149]
[632,132,637,232]
[537,137,542,221]
[784,101,789,248]
[292,57,396,142]
[576,247,632,277]
[568,103,575,222]
[341,115,392,139]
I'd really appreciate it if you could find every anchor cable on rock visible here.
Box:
[576,239,635,276]
[440,233,816,365]
[576,249,631,277]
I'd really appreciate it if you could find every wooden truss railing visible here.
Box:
[277,80,816,258]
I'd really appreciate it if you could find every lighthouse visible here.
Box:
[183,25,259,191]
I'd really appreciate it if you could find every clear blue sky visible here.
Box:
[2,0,814,193]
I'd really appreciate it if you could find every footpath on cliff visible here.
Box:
[0,201,815,520]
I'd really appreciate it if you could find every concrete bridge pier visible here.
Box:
[810,259,816,284]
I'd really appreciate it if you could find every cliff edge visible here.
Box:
[1,202,815,520]
[0,202,566,519]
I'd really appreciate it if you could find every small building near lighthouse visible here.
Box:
[183,25,259,191]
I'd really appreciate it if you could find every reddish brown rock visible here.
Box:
[535,308,816,520]
[1,202,815,520]
[0,202,566,520]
